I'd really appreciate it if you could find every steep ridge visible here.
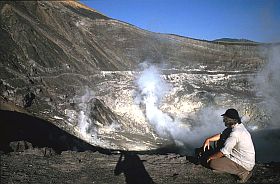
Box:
[0,1,265,73]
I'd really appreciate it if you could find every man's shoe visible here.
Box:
[237,171,252,183]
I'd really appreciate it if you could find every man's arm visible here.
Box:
[203,133,221,151]
[207,131,238,163]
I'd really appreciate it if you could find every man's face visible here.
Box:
[223,116,237,128]
[223,116,231,127]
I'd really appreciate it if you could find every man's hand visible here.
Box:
[207,157,212,163]
[202,133,221,152]
[203,139,210,152]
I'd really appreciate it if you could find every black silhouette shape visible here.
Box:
[114,152,154,184]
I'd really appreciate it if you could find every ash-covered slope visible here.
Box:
[0,1,264,73]
[1,1,279,159]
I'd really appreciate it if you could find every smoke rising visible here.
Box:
[135,65,179,139]
[253,45,280,127]
[74,87,96,138]
[135,64,224,149]
[249,45,280,161]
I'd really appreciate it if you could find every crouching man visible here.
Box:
[203,108,255,183]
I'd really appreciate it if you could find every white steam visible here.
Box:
[74,87,95,138]
[253,46,280,127]
[135,65,179,138]
[135,65,224,148]
[250,46,280,162]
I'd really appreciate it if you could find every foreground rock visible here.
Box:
[1,149,279,184]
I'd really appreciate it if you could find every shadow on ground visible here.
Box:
[114,152,155,184]
[0,110,110,154]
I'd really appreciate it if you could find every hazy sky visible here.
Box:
[81,0,280,43]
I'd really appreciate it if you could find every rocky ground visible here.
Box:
[1,148,280,184]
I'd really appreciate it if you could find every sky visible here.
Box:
[80,0,280,43]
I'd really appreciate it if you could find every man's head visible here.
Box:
[221,108,241,127]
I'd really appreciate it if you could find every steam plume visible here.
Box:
[136,65,183,139]
[74,87,95,138]
[135,64,224,148]
[249,46,280,161]
[253,45,280,127]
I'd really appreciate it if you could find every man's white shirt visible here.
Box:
[220,123,255,171]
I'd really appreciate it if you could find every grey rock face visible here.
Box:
[0,1,278,158]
